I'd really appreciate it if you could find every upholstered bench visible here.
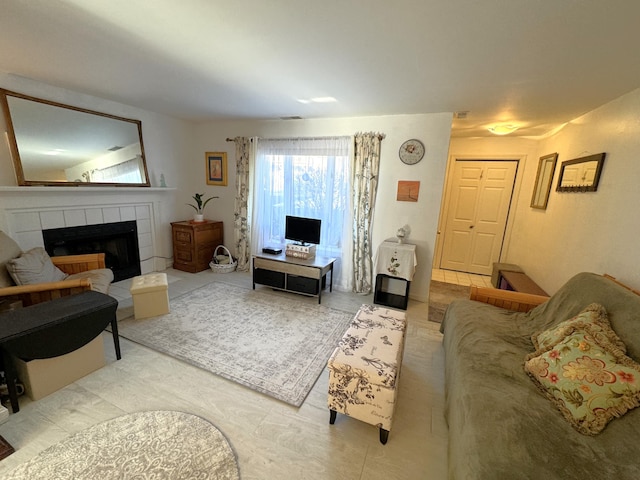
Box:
[130,273,170,319]
[327,304,407,444]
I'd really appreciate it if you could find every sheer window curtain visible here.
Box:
[250,136,353,291]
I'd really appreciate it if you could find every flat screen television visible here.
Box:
[285,215,321,245]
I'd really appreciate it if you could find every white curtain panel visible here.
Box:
[251,136,352,290]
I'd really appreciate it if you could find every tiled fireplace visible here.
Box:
[0,187,176,278]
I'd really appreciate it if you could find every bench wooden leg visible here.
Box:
[329,409,337,424]
[379,428,389,445]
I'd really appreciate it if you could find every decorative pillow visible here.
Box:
[525,325,640,435]
[531,303,627,353]
[0,231,22,287]
[6,247,68,286]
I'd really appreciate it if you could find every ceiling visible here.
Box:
[2,0,640,138]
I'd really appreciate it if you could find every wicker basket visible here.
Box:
[209,245,237,273]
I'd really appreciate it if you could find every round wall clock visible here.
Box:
[399,139,425,165]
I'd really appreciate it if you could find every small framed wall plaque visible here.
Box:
[397,181,420,202]
[206,152,227,186]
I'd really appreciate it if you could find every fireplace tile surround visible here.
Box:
[0,187,176,276]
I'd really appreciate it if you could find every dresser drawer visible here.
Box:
[175,248,193,263]
[174,229,193,244]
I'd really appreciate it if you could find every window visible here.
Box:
[253,136,351,288]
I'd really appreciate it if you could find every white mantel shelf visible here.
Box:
[0,186,176,193]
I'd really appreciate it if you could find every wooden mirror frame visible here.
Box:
[530,152,558,209]
[0,89,150,187]
[556,153,606,193]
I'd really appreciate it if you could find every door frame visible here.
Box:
[433,154,528,272]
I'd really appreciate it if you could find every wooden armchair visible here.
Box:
[0,253,106,307]
[469,285,549,312]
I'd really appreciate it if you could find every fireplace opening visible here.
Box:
[43,221,141,282]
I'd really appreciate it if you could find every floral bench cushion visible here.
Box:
[329,304,406,386]
[327,304,407,431]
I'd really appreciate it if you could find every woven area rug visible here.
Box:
[4,411,239,480]
[428,280,470,323]
[118,282,354,406]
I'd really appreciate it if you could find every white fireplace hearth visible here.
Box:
[0,187,176,276]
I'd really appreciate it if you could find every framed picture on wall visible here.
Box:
[397,180,420,202]
[206,152,227,186]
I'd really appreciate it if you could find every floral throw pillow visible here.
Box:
[525,325,640,435]
[531,303,627,353]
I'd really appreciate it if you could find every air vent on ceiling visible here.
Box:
[280,116,303,120]
[454,111,469,119]
[108,145,124,151]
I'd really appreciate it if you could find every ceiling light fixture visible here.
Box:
[487,124,519,135]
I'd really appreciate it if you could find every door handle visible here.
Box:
[469,225,474,229]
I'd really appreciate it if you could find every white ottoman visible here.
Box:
[130,273,170,319]
[327,304,407,444]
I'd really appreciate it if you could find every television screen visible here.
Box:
[285,216,321,245]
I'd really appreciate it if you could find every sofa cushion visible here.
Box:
[6,247,68,286]
[0,231,22,287]
[532,303,627,353]
[67,269,114,294]
[525,324,640,435]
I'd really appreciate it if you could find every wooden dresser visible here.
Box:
[171,220,223,273]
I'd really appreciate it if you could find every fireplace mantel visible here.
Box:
[0,187,177,275]
[0,186,176,194]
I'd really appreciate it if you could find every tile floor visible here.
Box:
[0,269,448,479]
[431,268,493,288]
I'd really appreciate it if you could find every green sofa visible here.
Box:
[441,272,640,479]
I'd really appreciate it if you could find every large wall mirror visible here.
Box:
[0,89,150,187]
[556,152,606,192]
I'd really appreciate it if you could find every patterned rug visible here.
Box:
[117,282,354,406]
[3,411,239,479]
[428,280,470,323]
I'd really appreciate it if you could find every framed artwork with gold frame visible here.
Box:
[206,152,227,186]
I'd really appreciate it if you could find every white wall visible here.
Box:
[0,76,453,300]
[449,87,640,294]
[507,87,640,292]
[192,113,453,301]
